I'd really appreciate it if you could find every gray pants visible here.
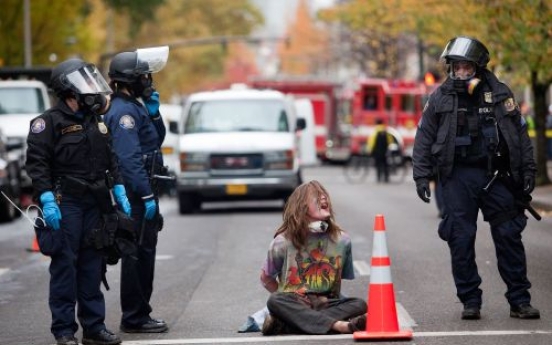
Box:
[266,292,367,334]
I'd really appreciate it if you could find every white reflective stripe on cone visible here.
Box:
[372,232,389,257]
[370,266,393,284]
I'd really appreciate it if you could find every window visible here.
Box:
[185,99,288,133]
[0,87,45,114]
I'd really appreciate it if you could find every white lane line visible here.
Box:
[397,303,418,328]
[353,260,370,276]
[156,255,173,261]
[121,330,552,344]
[0,268,9,277]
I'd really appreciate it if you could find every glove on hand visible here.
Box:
[415,178,431,203]
[40,191,61,231]
[113,184,132,216]
[144,197,157,220]
[523,175,535,194]
[144,91,160,117]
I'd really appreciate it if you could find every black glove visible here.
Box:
[523,175,535,194]
[415,178,431,203]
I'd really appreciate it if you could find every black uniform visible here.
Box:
[26,100,123,340]
[413,69,537,314]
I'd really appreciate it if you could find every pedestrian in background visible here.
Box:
[103,46,170,334]
[367,118,393,183]
[260,180,367,335]
[413,36,539,320]
[26,58,131,345]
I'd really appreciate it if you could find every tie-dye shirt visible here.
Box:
[262,231,354,298]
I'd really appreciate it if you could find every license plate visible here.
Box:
[226,184,247,195]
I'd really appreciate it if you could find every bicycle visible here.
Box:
[343,144,410,184]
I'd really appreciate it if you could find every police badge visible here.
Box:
[98,122,108,134]
[484,92,493,104]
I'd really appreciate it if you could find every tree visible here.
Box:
[110,0,264,96]
[0,0,99,66]
[278,0,330,75]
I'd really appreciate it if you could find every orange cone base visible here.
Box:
[353,329,413,341]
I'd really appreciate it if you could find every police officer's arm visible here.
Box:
[514,102,537,179]
[109,112,153,198]
[26,113,55,197]
[412,93,439,181]
[105,129,124,186]
[150,112,166,145]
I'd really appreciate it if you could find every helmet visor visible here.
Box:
[441,37,489,66]
[135,46,169,74]
[65,65,112,95]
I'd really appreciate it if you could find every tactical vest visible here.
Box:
[454,86,499,166]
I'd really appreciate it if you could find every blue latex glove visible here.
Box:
[113,184,132,216]
[40,191,61,231]
[144,198,157,220]
[144,91,160,117]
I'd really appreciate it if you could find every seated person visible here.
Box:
[260,180,367,335]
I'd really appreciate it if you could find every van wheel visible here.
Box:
[178,192,200,214]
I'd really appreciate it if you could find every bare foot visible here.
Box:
[331,320,352,334]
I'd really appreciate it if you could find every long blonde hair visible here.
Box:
[275,180,342,249]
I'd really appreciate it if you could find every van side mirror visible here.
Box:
[296,118,306,131]
[169,121,179,134]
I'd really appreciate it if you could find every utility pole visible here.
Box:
[23,0,32,67]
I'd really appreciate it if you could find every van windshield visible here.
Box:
[185,99,289,133]
[0,87,46,114]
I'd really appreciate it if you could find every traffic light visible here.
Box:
[424,72,435,86]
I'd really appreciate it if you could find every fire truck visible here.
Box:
[348,78,436,158]
[248,78,348,162]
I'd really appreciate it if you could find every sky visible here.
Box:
[251,0,336,36]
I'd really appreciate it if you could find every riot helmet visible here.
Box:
[50,58,112,114]
[440,36,490,68]
[108,46,169,99]
[441,37,489,94]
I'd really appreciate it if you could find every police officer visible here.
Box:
[412,37,539,320]
[26,58,132,345]
[103,46,169,333]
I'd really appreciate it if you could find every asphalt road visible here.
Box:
[1,165,551,345]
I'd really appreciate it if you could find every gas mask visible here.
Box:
[131,74,154,100]
[77,93,111,115]
[450,61,481,95]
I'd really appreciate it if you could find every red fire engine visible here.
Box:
[248,78,346,161]
[348,78,436,157]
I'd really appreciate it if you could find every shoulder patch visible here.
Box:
[31,118,46,134]
[119,115,135,129]
[504,98,516,112]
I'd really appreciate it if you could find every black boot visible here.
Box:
[461,304,481,320]
[510,304,540,319]
[82,329,121,345]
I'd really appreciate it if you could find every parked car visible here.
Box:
[0,129,22,223]
[0,79,52,194]
[170,85,306,214]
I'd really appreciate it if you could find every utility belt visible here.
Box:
[55,174,138,265]
[55,176,92,197]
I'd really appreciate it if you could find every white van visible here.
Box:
[170,87,306,214]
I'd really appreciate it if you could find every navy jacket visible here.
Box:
[103,93,166,199]
[413,69,536,183]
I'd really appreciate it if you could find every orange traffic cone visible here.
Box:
[354,214,413,341]
[27,236,40,253]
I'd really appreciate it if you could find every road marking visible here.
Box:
[0,268,9,277]
[353,260,370,276]
[121,330,552,344]
[156,255,173,261]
